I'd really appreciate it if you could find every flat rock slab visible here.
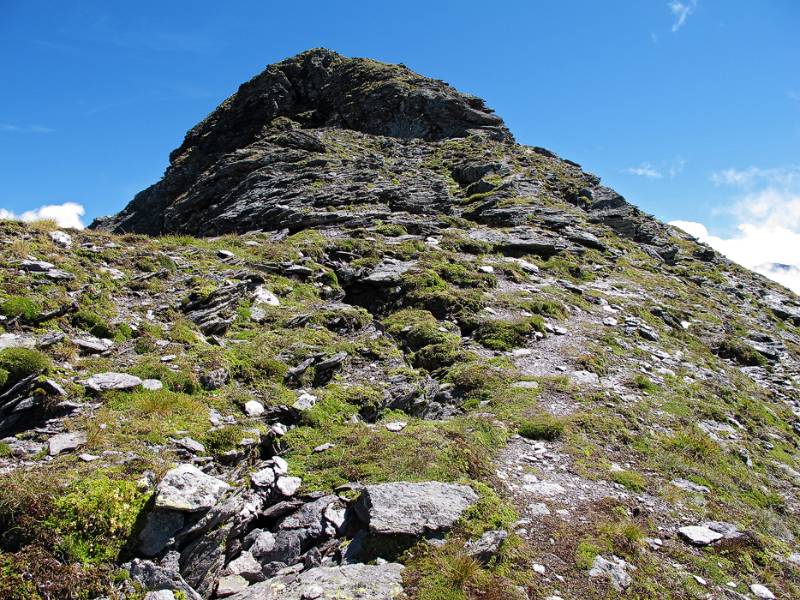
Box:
[48,431,87,456]
[228,563,405,600]
[154,464,231,512]
[355,481,478,536]
[85,372,143,392]
[0,333,36,350]
[677,525,724,546]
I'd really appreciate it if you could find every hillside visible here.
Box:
[2,49,800,599]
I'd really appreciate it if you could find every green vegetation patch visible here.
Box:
[474,317,544,351]
[0,297,41,321]
[518,413,565,441]
[0,348,51,388]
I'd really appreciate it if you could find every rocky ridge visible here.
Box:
[0,49,799,599]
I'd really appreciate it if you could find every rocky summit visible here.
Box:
[2,49,800,599]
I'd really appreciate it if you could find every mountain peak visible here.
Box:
[91,49,514,235]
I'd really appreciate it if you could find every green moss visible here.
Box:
[0,348,51,387]
[518,414,565,441]
[474,317,544,351]
[0,297,41,321]
[611,469,647,492]
[413,341,465,372]
[575,539,602,570]
[71,309,116,339]
[130,358,198,394]
[375,222,408,237]
[716,336,768,367]
[203,425,248,454]
[0,369,7,389]
[48,475,150,563]
[632,373,658,392]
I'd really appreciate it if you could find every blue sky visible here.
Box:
[2,1,799,288]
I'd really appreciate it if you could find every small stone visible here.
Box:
[276,476,302,496]
[478,265,494,273]
[293,392,318,411]
[252,285,280,306]
[48,431,87,456]
[464,530,507,563]
[49,231,73,247]
[78,453,99,462]
[301,584,324,599]
[750,584,776,599]
[216,574,249,597]
[313,442,334,453]
[678,525,724,546]
[588,555,634,591]
[224,551,263,582]
[217,249,235,259]
[244,400,265,417]
[84,372,142,392]
[269,423,288,437]
[533,563,546,574]
[250,468,276,488]
[272,455,289,474]
[142,379,163,391]
[144,592,176,600]
[384,421,407,432]
[603,317,618,326]
[176,437,205,454]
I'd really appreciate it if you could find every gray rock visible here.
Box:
[588,555,634,591]
[125,558,201,600]
[48,431,87,456]
[276,476,302,497]
[354,481,477,536]
[175,437,205,454]
[0,333,36,350]
[750,584,776,599]
[678,525,724,546]
[464,529,507,563]
[143,379,164,391]
[73,335,114,353]
[144,591,176,600]
[227,562,405,600]
[671,478,710,494]
[217,575,250,597]
[250,467,276,488]
[244,529,276,560]
[180,526,230,598]
[138,510,185,557]
[244,400,265,417]
[49,230,73,248]
[84,372,142,392]
[223,551,263,583]
[154,464,231,512]
[201,368,229,390]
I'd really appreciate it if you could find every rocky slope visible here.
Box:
[2,49,800,599]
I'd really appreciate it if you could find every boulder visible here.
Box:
[354,481,477,536]
[154,464,231,512]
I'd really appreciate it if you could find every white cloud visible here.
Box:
[0,123,55,134]
[625,163,663,179]
[625,157,686,180]
[711,166,800,189]
[669,0,698,32]
[669,169,800,293]
[0,202,86,229]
